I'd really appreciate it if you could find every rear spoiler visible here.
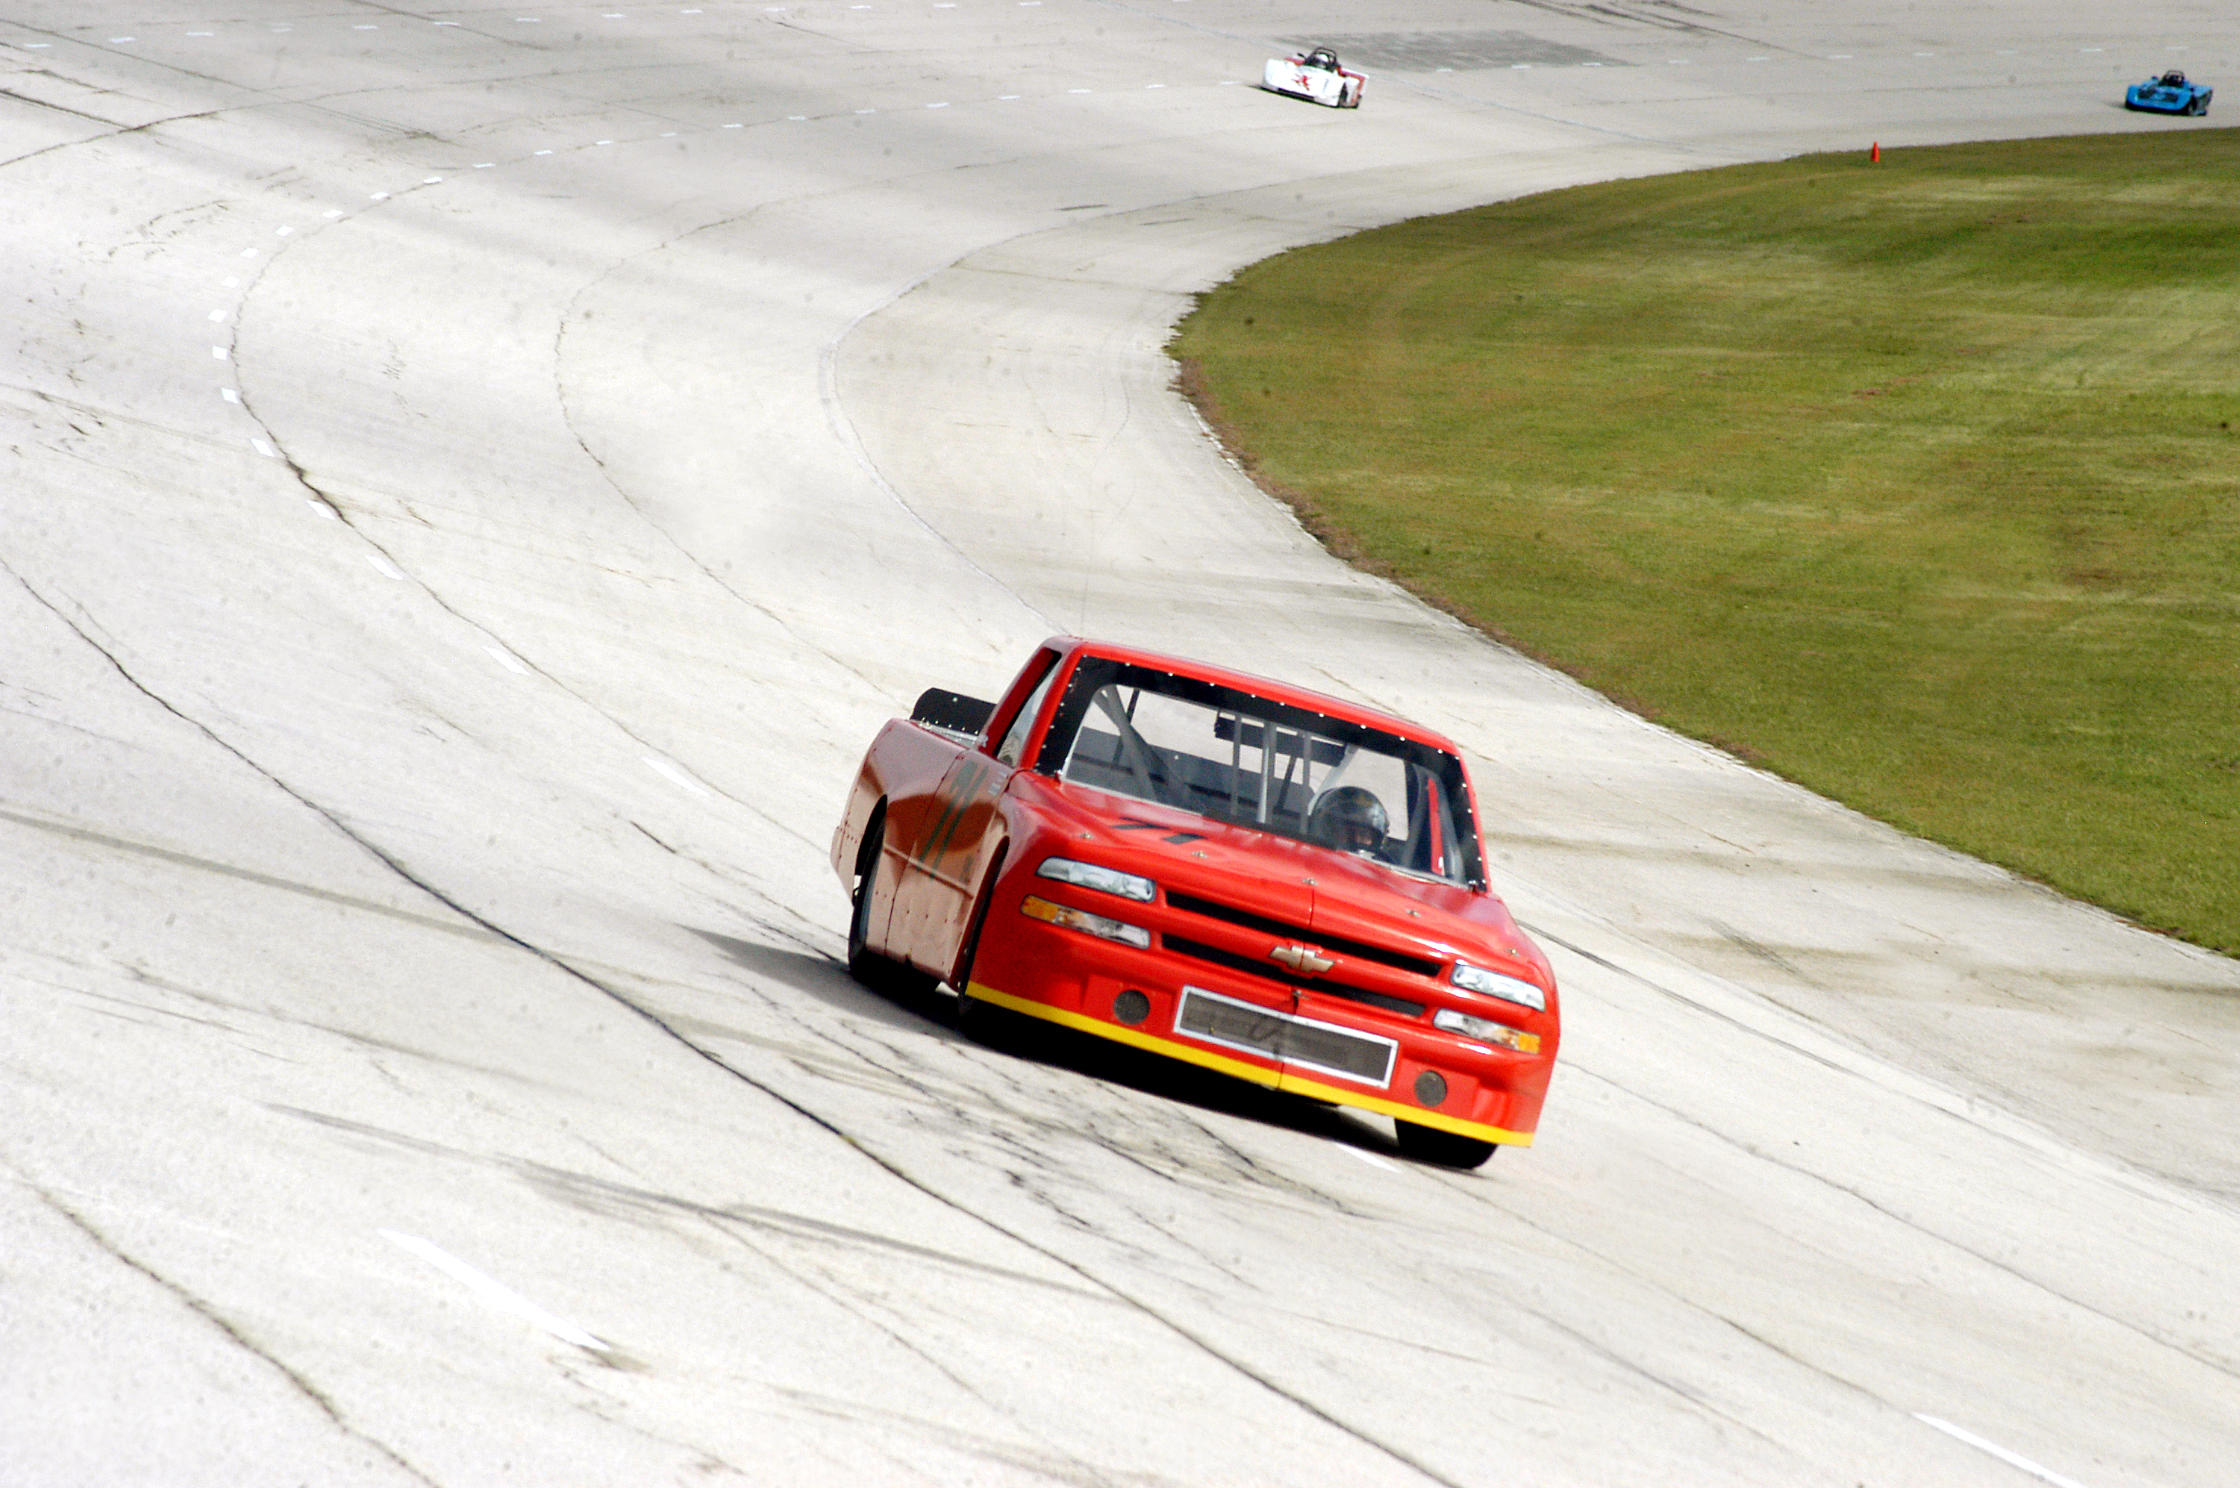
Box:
[912,687,995,740]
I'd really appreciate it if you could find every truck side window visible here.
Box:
[995,665,1059,768]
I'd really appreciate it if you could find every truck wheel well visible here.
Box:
[952,840,1009,993]
[854,799,888,883]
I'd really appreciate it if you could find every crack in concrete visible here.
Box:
[1545,1061,2240,1390]
[705,1211,1131,1488]
[193,287,821,856]
[15,1175,440,1486]
[550,263,909,699]
[1534,912,2240,1216]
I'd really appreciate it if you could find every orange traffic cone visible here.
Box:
[1871,141,1881,162]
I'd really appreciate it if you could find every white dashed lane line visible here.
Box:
[484,644,531,676]
[152,12,1371,566]
[381,1230,609,1353]
[645,756,712,797]
[1337,1145,1400,1173]
[1914,1416,2092,1488]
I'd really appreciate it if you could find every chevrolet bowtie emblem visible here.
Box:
[1270,944,1335,975]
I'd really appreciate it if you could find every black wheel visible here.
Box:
[954,981,1041,1048]
[1394,1121,1496,1170]
[953,983,996,1037]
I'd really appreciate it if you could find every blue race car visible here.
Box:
[2126,70,2212,115]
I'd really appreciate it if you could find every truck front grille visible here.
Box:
[1166,891,1442,978]
[1163,935,1425,1019]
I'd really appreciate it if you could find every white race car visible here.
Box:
[1263,47,1364,109]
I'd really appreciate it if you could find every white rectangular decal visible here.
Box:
[1174,985,1396,1087]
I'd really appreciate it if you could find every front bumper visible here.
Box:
[970,909,1550,1146]
[2125,87,2205,112]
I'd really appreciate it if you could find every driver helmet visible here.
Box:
[1309,785,1389,855]
[1307,48,1337,69]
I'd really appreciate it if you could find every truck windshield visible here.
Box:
[1037,657,1484,888]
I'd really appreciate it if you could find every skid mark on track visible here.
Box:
[272,1104,1105,1301]
[0,810,497,940]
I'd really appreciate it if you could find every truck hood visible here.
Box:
[1016,773,1548,985]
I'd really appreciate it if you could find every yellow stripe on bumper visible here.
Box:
[965,981,1533,1147]
[967,982,1280,1088]
[1278,1069,1532,1147]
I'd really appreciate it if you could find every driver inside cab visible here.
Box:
[1308,785,1391,862]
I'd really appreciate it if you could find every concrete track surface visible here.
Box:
[4,2,2237,1484]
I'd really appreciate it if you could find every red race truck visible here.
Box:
[832,637,1559,1168]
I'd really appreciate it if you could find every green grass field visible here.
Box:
[1170,130,2240,953]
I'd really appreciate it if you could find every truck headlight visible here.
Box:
[1434,1008,1541,1054]
[1020,895,1152,949]
[1451,961,1547,1012]
[1036,857,1156,902]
